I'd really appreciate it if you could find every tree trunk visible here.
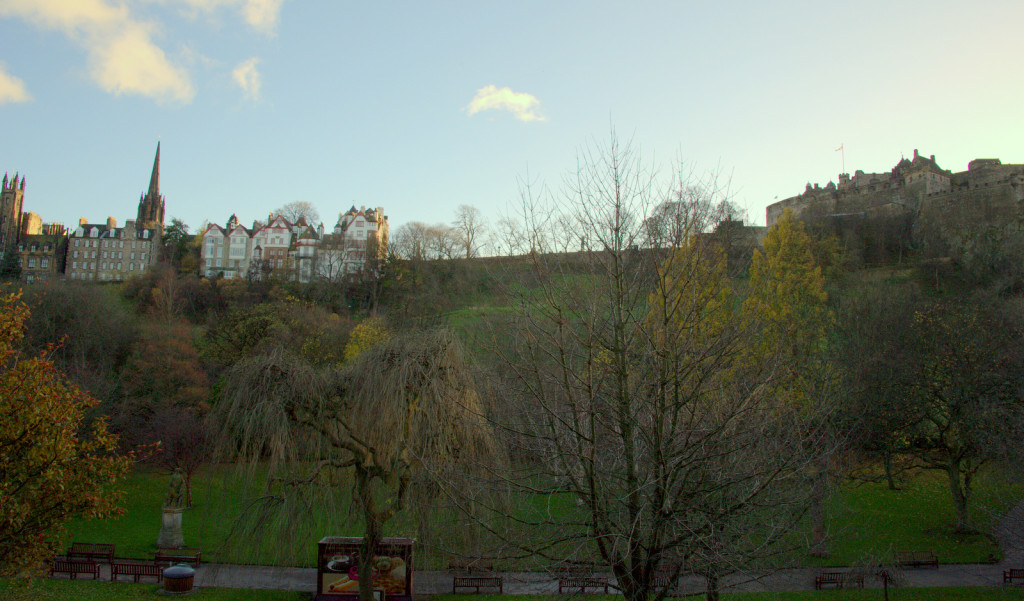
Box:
[705,570,720,601]
[809,460,829,557]
[184,472,193,508]
[884,452,899,490]
[357,468,383,601]
[947,462,973,533]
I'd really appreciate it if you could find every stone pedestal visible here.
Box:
[158,507,185,548]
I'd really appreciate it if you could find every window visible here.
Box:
[73,250,79,258]
[72,261,78,269]
[41,259,48,268]
[27,258,36,268]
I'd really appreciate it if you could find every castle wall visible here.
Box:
[765,153,1024,263]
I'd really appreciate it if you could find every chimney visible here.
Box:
[79,217,88,226]
[107,216,117,229]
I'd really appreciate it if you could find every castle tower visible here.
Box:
[136,142,165,229]
[0,172,25,254]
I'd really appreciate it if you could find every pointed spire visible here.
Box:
[148,141,160,198]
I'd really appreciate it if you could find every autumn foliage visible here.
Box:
[0,292,131,576]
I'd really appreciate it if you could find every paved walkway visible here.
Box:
[191,561,1019,595]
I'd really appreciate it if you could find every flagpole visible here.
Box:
[836,143,845,174]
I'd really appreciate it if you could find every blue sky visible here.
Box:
[1,0,1022,241]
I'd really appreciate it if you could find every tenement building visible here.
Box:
[17,214,68,283]
[200,205,389,282]
[65,143,165,281]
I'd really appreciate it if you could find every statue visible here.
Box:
[163,469,186,509]
[158,469,186,547]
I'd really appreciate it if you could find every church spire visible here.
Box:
[148,141,160,198]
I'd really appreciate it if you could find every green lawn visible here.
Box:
[63,464,1022,570]
[811,469,1021,566]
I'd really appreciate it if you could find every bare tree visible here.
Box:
[453,204,487,258]
[487,133,836,601]
[493,216,525,257]
[214,329,501,601]
[276,200,320,226]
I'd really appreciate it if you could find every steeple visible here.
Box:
[149,141,160,198]
[136,141,165,229]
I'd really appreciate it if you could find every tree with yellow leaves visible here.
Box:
[0,293,131,576]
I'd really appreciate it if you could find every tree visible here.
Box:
[160,218,192,268]
[0,293,131,575]
[0,249,21,281]
[113,320,211,505]
[276,200,320,226]
[214,329,498,601]
[900,300,1024,532]
[453,204,487,258]
[491,134,835,601]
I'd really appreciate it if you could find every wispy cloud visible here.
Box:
[466,85,546,122]
[0,63,31,104]
[175,0,284,34]
[0,0,194,104]
[232,57,261,101]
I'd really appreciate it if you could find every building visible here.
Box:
[0,172,25,259]
[16,214,68,283]
[200,205,389,283]
[65,217,160,282]
[65,141,166,282]
[765,150,1024,262]
[137,142,166,229]
[316,206,389,280]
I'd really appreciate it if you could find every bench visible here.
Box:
[112,561,163,583]
[895,550,938,568]
[558,576,609,594]
[1005,568,1024,584]
[49,558,99,580]
[154,547,202,567]
[814,570,864,590]
[452,576,503,593]
[67,542,115,563]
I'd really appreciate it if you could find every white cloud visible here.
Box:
[466,85,546,122]
[174,0,283,33]
[0,0,194,103]
[0,64,31,104]
[232,57,261,101]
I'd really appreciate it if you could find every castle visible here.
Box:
[765,151,1024,263]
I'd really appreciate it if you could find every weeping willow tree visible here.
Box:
[215,328,500,601]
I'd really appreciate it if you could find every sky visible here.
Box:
[1,0,1023,241]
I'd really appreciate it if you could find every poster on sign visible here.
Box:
[316,537,413,601]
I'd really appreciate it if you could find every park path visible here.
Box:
[189,562,1013,596]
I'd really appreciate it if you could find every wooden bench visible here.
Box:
[452,576,503,593]
[67,542,115,563]
[112,561,163,583]
[1005,568,1024,584]
[49,558,99,580]
[895,550,938,568]
[154,547,202,567]
[814,570,864,590]
[558,576,609,594]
